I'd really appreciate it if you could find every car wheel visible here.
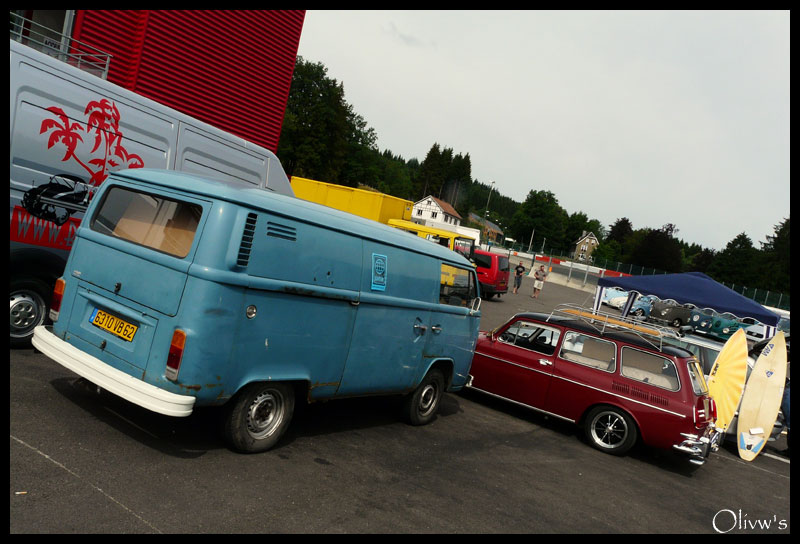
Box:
[633,309,645,317]
[403,368,445,426]
[584,406,637,456]
[10,277,52,348]
[671,318,683,327]
[224,382,295,453]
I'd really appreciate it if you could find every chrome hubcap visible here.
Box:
[10,292,44,337]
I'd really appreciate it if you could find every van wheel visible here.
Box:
[224,382,294,453]
[584,406,637,455]
[10,277,51,348]
[403,368,445,426]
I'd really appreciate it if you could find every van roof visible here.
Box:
[111,168,474,267]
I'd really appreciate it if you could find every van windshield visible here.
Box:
[90,186,202,258]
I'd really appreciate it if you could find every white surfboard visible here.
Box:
[736,332,787,461]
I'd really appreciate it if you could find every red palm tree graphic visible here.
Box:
[40,98,144,186]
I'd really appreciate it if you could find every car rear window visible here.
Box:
[90,186,202,258]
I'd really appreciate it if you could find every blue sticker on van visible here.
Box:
[371,253,387,291]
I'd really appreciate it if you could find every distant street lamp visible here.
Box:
[482,181,495,245]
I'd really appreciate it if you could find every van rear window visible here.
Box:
[90,187,202,258]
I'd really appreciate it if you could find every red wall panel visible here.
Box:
[73,10,305,153]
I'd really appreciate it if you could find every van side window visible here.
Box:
[558,332,616,372]
[620,347,680,391]
[90,187,202,258]
[498,321,561,356]
[439,264,476,307]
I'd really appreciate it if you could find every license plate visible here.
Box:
[90,308,138,342]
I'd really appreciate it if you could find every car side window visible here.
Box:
[498,321,561,356]
[439,264,476,307]
[558,332,617,372]
[620,347,680,391]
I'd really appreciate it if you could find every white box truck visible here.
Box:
[10,39,294,346]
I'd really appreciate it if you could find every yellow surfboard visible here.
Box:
[736,331,787,461]
[705,329,748,433]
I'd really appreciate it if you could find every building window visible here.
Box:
[431,211,437,219]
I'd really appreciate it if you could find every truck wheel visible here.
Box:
[584,406,637,456]
[224,382,295,453]
[10,277,51,348]
[403,368,445,426]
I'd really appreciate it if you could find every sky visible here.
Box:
[295,10,789,252]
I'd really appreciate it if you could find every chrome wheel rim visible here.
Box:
[418,382,440,417]
[246,389,285,440]
[10,291,45,338]
[590,411,628,450]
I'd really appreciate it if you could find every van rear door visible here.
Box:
[61,183,207,370]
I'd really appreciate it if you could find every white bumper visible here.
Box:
[32,325,195,417]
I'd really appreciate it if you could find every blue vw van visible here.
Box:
[33,169,482,452]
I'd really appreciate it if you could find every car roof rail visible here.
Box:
[547,303,683,351]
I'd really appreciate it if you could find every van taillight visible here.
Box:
[49,278,66,322]
[165,330,186,382]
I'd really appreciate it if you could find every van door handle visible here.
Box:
[538,359,553,366]
[431,325,442,334]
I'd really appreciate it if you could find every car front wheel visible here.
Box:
[584,406,637,455]
[403,368,445,426]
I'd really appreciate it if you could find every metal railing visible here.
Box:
[10,12,112,79]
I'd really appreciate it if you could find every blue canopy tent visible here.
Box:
[593,272,779,337]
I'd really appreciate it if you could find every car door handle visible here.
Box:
[431,325,442,334]
[414,323,427,335]
[538,359,553,366]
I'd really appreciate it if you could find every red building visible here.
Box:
[13,10,305,153]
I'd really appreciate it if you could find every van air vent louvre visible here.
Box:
[267,221,297,241]
[236,213,258,266]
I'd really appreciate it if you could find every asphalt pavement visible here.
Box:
[10,275,790,534]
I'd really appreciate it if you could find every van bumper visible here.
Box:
[32,325,195,417]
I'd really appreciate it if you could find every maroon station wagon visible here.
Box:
[467,308,717,465]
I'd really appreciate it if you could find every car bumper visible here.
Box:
[32,325,195,417]
[672,428,715,465]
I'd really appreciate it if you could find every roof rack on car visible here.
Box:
[547,303,683,351]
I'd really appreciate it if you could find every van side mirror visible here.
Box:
[470,297,482,316]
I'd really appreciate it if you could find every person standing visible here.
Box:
[513,261,525,294]
[532,264,548,299]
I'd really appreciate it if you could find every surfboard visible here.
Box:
[736,331,787,461]
[705,329,748,433]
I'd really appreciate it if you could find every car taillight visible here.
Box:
[695,396,715,426]
[165,330,186,382]
[49,278,65,322]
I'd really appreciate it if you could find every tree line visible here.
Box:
[277,57,789,296]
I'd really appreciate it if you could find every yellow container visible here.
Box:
[290,176,412,224]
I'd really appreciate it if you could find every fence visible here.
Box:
[493,242,790,312]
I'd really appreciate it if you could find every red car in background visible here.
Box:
[467,307,717,465]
